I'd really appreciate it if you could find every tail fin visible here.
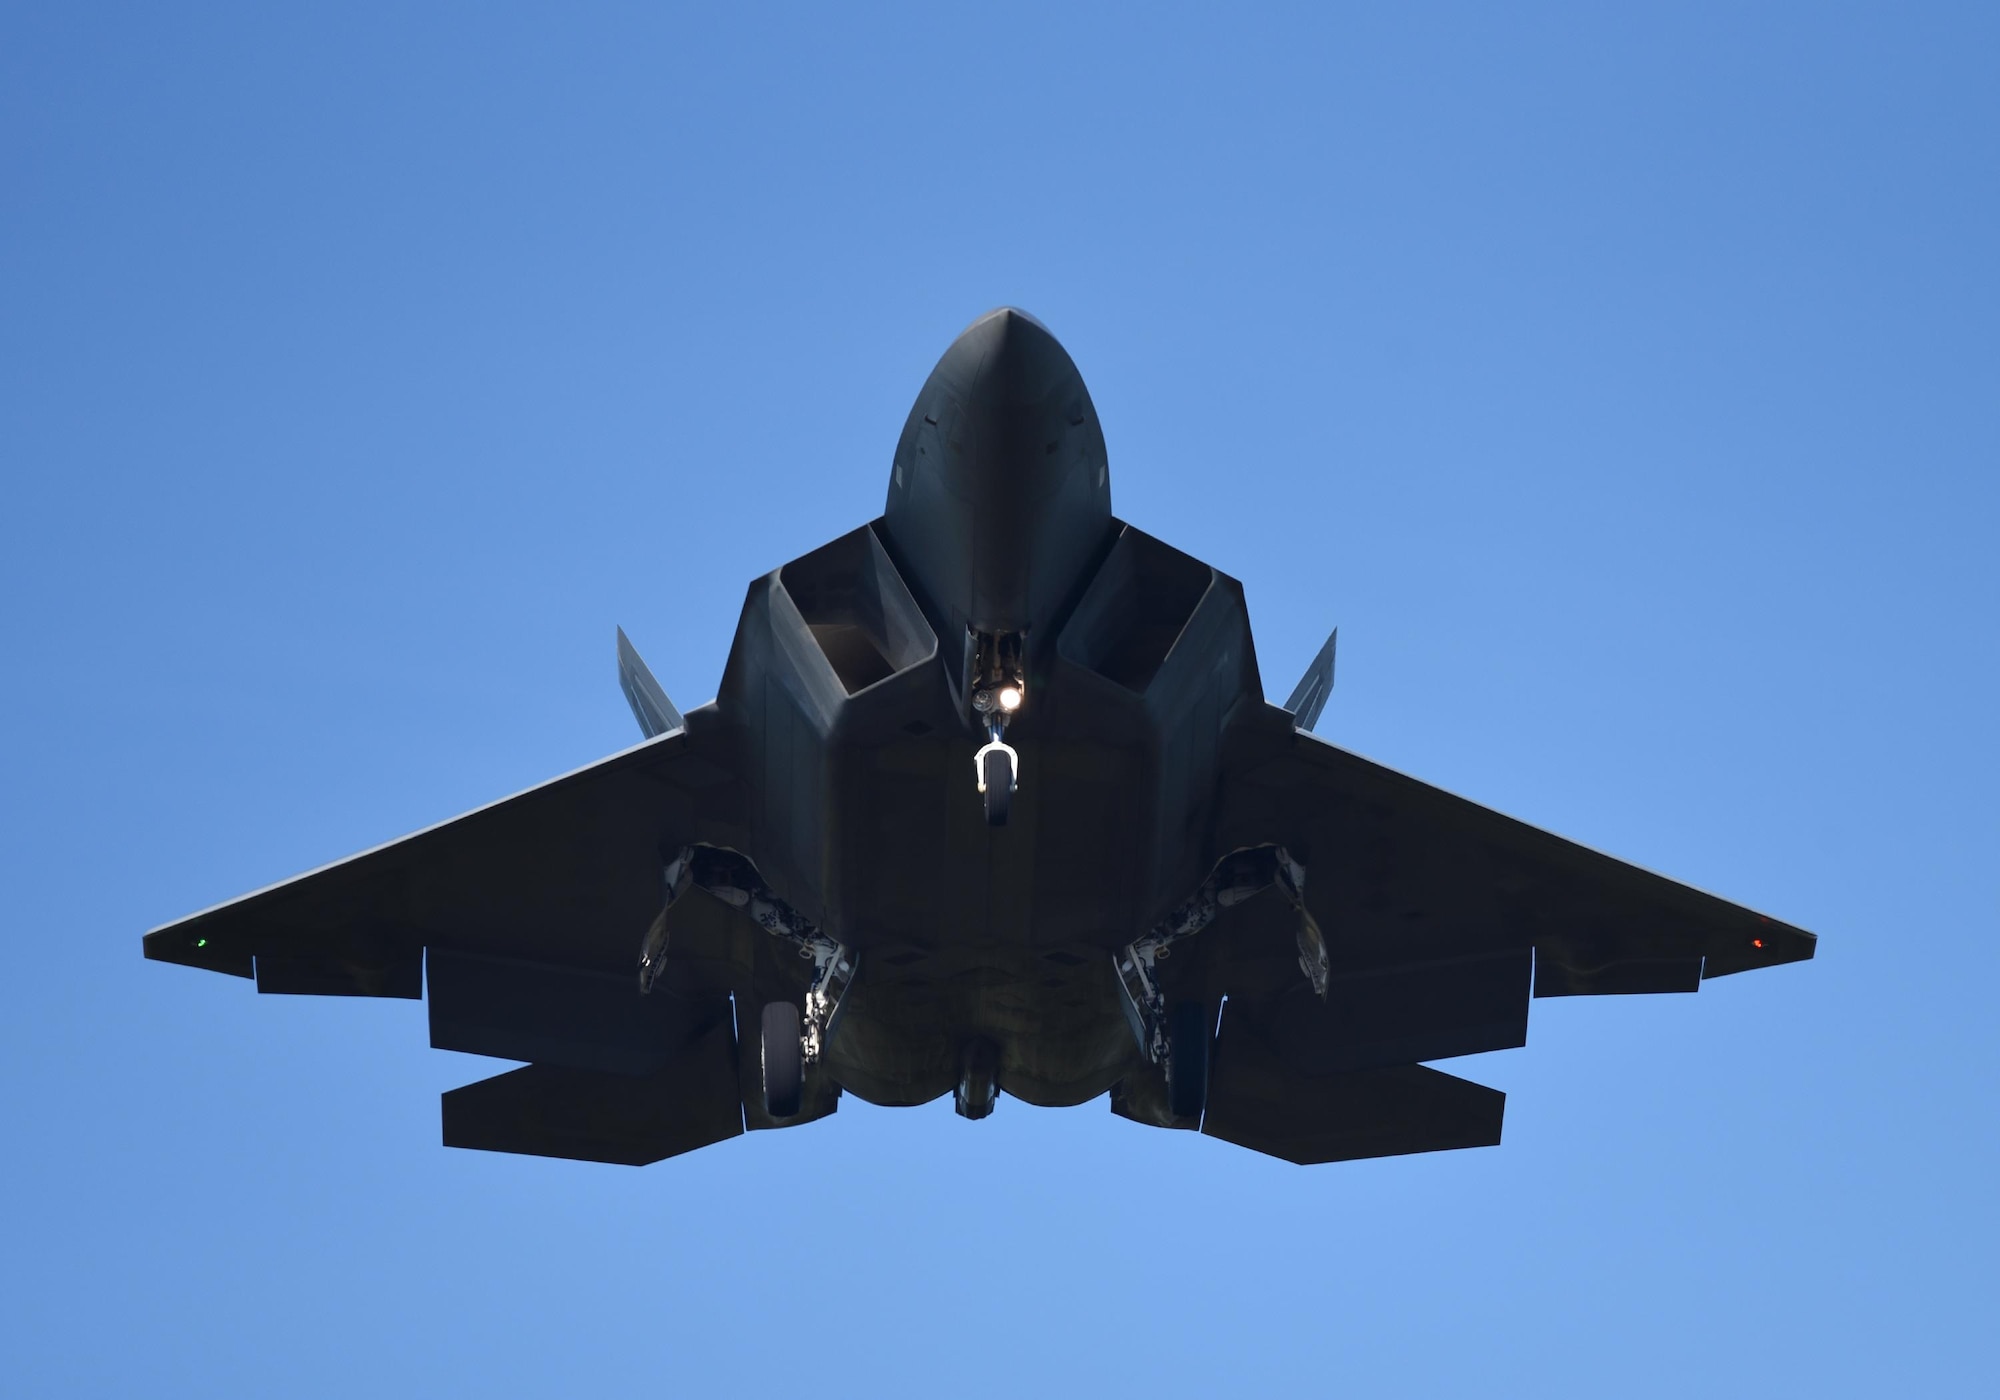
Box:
[617,626,684,738]
[1283,628,1337,731]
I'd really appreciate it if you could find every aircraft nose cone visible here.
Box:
[947,307,1076,410]
[884,307,1112,636]
[914,308,1099,487]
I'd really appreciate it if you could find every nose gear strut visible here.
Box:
[1112,844,1328,1069]
[638,845,858,1068]
[968,629,1025,826]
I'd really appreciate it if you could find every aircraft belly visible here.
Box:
[815,732,1211,1111]
[826,944,1137,1109]
[808,586,1247,1108]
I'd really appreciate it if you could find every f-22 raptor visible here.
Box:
[146,309,1815,1166]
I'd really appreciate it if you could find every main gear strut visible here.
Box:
[1112,844,1328,1068]
[638,845,858,1066]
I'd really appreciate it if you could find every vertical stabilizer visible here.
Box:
[617,627,684,738]
[1283,628,1337,732]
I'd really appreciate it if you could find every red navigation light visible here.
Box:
[1752,938,1765,950]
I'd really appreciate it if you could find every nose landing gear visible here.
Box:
[968,629,1025,827]
[974,739,1017,826]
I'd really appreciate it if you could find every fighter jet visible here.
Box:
[144,308,1815,1166]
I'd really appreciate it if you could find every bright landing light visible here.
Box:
[997,686,1023,712]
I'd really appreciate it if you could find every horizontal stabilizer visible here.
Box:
[1201,1001,1504,1165]
[442,1017,743,1166]
[617,626,684,739]
[1283,628,1337,731]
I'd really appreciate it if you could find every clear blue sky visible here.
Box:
[4,4,1994,1395]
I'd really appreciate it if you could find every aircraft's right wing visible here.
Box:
[144,724,736,990]
[144,714,761,1165]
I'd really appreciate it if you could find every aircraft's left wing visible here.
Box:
[1219,713,1816,996]
[1196,710,1815,1163]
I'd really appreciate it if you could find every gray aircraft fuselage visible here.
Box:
[145,307,1814,1167]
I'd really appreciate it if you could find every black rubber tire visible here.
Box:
[761,1001,804,1119]
[1165,1000,1212,1121]
[982,748,1013,827]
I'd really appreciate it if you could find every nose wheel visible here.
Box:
[976,741,1017,826]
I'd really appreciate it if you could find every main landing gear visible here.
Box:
[638,845,858,1120]
[1165,1002,1213,1121]
[761,1001,804,1118]
[1112,845,1330,1121]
